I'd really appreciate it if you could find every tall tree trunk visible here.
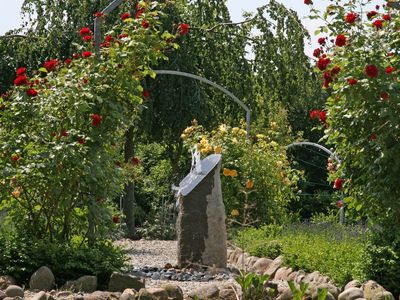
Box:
[123,126,137,239]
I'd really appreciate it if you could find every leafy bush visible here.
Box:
[233,222,367,286]
[0,231,125,287]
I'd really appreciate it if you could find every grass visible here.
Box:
[232,222,367,286]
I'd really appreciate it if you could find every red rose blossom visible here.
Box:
[141,20,150,28]
[79,27,92,36]
[119,33,129,39]
[318,37,326,45]
[385,66,394,74]
[44,59,58,72]
[26,88,38,97]
[73,53,80,59]
[90,114,102,127]
[121,12,131,21]
[319,111,327,123]
[14,75,28,86]
[336,200,343,208]
[61,130,69,137]
[383,14,391,21]
[131,156,140,166]
[367,11,378,19]
[310,109,320,120]
[94,12,104,18]
[373,19,383,29]
[83,35,93,42]
[78,137,86,144]
[143,90,150,98]
[135,8,144,19]
[380,92,390,101]
[16,67,27,76]
[334,178,344,190]
[65,58,72,65]
[335,34,346,47]
[313,48,321,58]
[317,57,331,71]
[347,78,358,85]
[105,35,113,42]
[112,215,120,223]
[11,154,20,162]
[82,51,92,58]
[345,12,357,24]
[331,66,341,75]
[370,133,377,141]
[178,23,190,35]
[304,0,313,4]
[365,65,379,78]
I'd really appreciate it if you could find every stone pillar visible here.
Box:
[176,154,227,268]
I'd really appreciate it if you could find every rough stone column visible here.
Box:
[176,154,227,268]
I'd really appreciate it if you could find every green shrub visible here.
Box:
[233,222,367,286]
[0,231,125,287]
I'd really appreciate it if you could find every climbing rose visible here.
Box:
[304,0,313,4]
[383,14,391,21]
[336,200,343,208]
[135,9,144,19]
[178,23,190,35]
[310,109,320,120]
[318,37,326,45]
[367,11,378,19]
[83,35,92,42]
[141,20,150,28]
[82,51,92,58]
[112,215,120,223]
[331,66,341,75]
[385,66,394,74]
[347,78,358,85]
[313,48,321,58]
[94,12,104,18]
[16,67,26,76]
[345,12,357,24]
[381,92,390,101]
[143,90,150,98]
[14,75,28,86]
[78,137,86,144]
[131,156,140,166]
[334,178,344,190]
[79,27,92,36]
[105,35,113,42]
[373,19,383,29]
[121,12,131,21]
[370,133,377,141]
[61,130,69,137]
[317,57,331,71]
[323,71,333,88]
[335,34,346,47]
[319,111,327,123]
[119,33,129,39]
[73,53,80,59]
[11,154,20,162]
[365,65,379,78]
[90,114,102,126]
[65,58,72,65]
[26,88,38,97]
[44,59,58,72]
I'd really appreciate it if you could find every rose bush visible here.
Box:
[0,0,180,243]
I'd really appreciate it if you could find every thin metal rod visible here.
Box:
[154,70,251,138]
[287,141,341,164]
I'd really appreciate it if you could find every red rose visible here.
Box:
[370,133,377,141]
[101,42,111,48]
[78,137,86,144]
[331,66,341,75]
[83,35,93,42]
[14,75,28,86]
[380,92,390,101]
[94,12,104,18]
[44,59,58,72]
[135,8,144,19]
[61,130,69,137]
[318,37,326,45]
[310,109,320,120]
[83,78,88,84]
[73,53,80,59]
[385,66,394,74]
[90,114,102,127]
[82,51,92,58]
[11,154,20,162]
[313,48,321,58]
[121,12,131,21]
[383,14,391,21]
[367,11,378,19]
[26,88,38,97]
[317,57,331,71]
[16,67,27,76]
[65,58,72,65]
[131,156,140,166]
[177,23,190,35]
[347,78,358,85]
[373,19,383,29]
[143,90,150,98]
[141,20,150,29]
[376,5,380,10]
[365,65,379,78]
[336,200,343,208]
[319,111,327,123]
[334,178,344,190]
[345,12,357,24]
[335,34,346,47]
[105,35,113,42]
[79,27,92,36]
[112,215,120,223]
[304,0,313,4]
[118,33,129,39]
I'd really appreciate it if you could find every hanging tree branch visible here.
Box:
[0,34,41,40]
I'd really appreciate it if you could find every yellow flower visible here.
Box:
[231,209,240,217]
[239,129,247,136]
[270,141,278,148]
[270,122,278,129]
[230,169,238,177]
[246,179,254,189]
[232,138,238,144]
[12,188,21,198]
[180,134,187,140]
[223,168,238,177]
[256,134,266,140]
[214,145,222,154]
[201,145,213,155]
[276,161,283,168]
[219,124,227,134]
[232,127,239,134]
[200,137,209,146]
[183,126,193,134]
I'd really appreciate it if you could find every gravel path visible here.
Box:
[114,239,240,299]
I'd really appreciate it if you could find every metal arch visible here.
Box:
[287,141,341,164]
[154,70,251,137]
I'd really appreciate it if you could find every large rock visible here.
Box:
[64,275,97,293]
[219,286,238,300]
[345,280,362,290]
[0,276,16,290]
[176,154,227,268]
[0,290,6,300]
[32,291,48,300]
[252,258,273,274]
[120,288,137,300]
[315,283,340,299]
[136,289,157,300]
[160,284,183,300]
[108,272,144,292]
[29,266,55,291]
[263,255,283,278]
[274,267,293,281]
[362,280,386,300]
[311,291,336,300]
[371,291,395,300]
[277,287,293,300]
[189,284,220,299]
[5,285,24,298]
[146,288,168,300]
[338,287,364,300]
[84,291,119,300]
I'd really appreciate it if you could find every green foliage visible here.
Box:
[288,281,309,300]
[233,222,367,286]
[235,270,270,300]
[0,231,125,287]
[182,117,302,225]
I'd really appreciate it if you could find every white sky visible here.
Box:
[0,0,385,56]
